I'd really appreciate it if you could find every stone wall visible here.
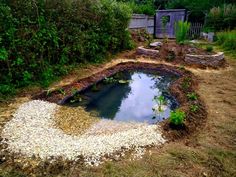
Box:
[185,52,225,68]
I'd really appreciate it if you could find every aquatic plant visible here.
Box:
[152,95,167,119]
[169,109,186,126]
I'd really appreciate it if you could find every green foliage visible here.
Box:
[166,0,235,22]
[187,92,198,101]
[0,0,133,97]
[169,109,186,126]
[216,30,236,52]
[190,104,199,112]
[118,0,156,15]
[175,21,190,44]
[205,4,236,31]
[206,45,213,52]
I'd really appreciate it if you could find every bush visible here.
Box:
[205,4,236,31]
[0,0,133,97]
[175,21,190,44]
[118,0,156,15]
[216,30,236,52]
[169,109,186,126]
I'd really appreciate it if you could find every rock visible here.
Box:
[136,46,159,57]
[150,42,163,47]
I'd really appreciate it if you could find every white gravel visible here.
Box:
[1,100,166,165]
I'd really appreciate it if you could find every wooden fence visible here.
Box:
[188,23,204,38]
[129,14,154,34]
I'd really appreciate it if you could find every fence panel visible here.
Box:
[188,23,204,38]
[129,14,154,34]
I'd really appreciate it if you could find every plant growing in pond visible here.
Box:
[169,109,186,126]
[187,92,198,101]
[91,84,99,92]
[206,45,213,52]
[175,21,190,44]
[104,76,130,84]
[190,104,199,112]
[152,95,167,119]
[104,77,117,84]
[70,94,83,103]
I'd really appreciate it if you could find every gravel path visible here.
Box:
[1,100,166,166]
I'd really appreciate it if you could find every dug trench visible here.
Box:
[33,61,207,141]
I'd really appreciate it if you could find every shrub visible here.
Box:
[216,30,236,52]
[175,21,190,44]
[169,109,186,126]
[0,0,133,97]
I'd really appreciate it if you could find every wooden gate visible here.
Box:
[155,9,186,38]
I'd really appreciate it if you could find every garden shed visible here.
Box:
[155,9,186,38]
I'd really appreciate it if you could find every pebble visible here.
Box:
[1,100,166,166]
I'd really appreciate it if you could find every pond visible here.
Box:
[65,70,179,124]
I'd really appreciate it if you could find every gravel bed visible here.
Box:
[1,100,166,166]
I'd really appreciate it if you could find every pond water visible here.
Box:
[66,70,179,124]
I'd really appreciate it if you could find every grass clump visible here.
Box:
[175,21,190,44]
[169,109,186,126]
[206,45,213,52]
[216,30,236,53]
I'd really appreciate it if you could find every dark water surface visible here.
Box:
[66,70,179,124]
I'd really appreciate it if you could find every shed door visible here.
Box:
[155,11,185,38]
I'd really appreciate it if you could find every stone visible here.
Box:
[136,46,159,57]
[150,42,163,47]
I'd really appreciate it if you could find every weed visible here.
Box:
[166,51,176,61]
[187,92,198,101]
[169,109,186,126]
[181,77,192,90]
[190,104,199,112]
